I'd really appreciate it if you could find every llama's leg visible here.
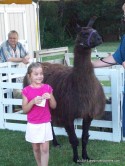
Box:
[51,122,60,147]
[82,116,92,160]
[65,123,79,163]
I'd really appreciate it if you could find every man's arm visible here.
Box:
[92,55,117,68]
[8,55,30,64]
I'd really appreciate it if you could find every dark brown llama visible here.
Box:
[23,27,105,163]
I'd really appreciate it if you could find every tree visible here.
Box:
[39,0,124,48]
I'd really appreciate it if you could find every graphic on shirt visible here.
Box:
[36,96,46,107]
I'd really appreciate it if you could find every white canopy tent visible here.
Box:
[0,0,71,51]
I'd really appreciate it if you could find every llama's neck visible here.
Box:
[73,46,93,76]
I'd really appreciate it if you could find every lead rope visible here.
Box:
[94,47,117,65]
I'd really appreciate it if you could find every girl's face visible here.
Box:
[29,67,44,85]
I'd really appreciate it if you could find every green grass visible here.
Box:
[101,81,111,86]
[0,129,125,166]
[95,42,119,52]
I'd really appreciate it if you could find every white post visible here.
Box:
[0,84,5,129]
[119,67,125,139]
[111,69,121,142]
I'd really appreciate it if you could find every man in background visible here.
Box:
[0,30,30,112]
[0,30,30,64]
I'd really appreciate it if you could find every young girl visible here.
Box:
[22,62,57,166]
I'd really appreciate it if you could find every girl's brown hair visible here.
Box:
[23,62,42,87]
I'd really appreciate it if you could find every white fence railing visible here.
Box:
[0,60,124,142]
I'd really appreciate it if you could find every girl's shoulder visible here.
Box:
[43,83,50,87]
[43,83,52,88]
[22,85,31,93]
[43,84,53,92]
[23,85,31,90]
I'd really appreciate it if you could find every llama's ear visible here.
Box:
[76,24,82,33]
[87,16,97,27]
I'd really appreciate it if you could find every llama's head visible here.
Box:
[75,16,102,48]
[75,27,102,48]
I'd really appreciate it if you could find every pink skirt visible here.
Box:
[25,122,53,143]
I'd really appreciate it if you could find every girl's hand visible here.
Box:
[42,93,51,100]
[34,96,42,105]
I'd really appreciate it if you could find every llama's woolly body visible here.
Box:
[42,48,105,125]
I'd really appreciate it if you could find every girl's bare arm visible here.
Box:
[42,92,57,109]
[49,93,57,109]
[22,95,42,113]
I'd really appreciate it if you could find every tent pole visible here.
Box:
[36,0,41,50]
